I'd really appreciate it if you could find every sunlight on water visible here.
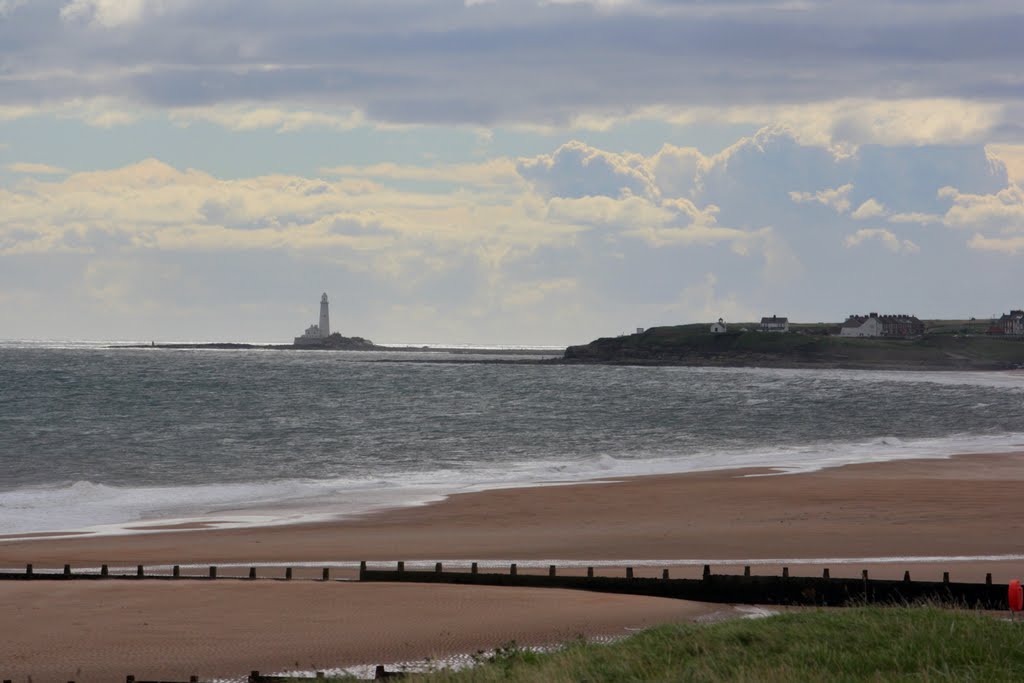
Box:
[1,347,1022,535]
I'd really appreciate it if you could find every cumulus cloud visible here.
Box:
[987,144,1024,184]
[852,198,886,220]
[517,141,656,199]
[844,228,920,254]
[966,234,1024,254]
[790,184,854,214]
[941,184,1024,228]
[4,128,1024,341]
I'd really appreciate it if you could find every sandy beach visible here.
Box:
[4,452,1024,680]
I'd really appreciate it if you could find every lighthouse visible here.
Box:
[319,293,330,338]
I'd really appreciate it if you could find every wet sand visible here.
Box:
[3,452,1024,680]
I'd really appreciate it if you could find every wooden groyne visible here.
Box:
[0,564,332,581]
[2,670,402,683]
[358,562,1009,609]
[0,560,1009,608]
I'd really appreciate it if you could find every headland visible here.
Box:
[562,320,1024,370]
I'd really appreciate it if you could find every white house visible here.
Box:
[760,315,789,333]
[710,318,727,334]
[998,310,1024,336]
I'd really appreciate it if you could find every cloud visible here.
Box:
[941,184,1024,234]
[5,129,1024,342]
[59,0,165,28]
[987,144,1024,184]
[322,159,523,188]
[6,162,69,175]
[966,234,1024,254]
[170,105,367,133]
[851,198,886,220]
[517,140,656,199]
[669,272,757,325]
[888,212,941,225]
[844,228,920,254]
[790,184,854,214]
[0,1,1015,137]
[0,0,25,17]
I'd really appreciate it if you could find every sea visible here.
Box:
[2,340,1024,539]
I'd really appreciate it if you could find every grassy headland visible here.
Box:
[563,322,1024,370]
[328,607,1024,682]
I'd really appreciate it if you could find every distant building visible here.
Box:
[710,318,727,334]
[294,293,332,346]
[840,312,924,338]
[997,310,1024,336]
[760,315,789,333]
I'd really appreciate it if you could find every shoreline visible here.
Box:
[4,450,1024,566]
[6,431,1024,542]
[5,451,1024,681]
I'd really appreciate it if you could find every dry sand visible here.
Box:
[0,582,725,682]
[3,452,1024,680]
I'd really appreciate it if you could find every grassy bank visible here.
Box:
[333,607,1024,682]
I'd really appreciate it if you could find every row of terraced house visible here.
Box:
[741,310,1023,338]
[989,310,1024,336]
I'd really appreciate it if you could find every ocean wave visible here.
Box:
[4,431,1024,539]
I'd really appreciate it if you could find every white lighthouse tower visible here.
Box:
[319,292,330,338]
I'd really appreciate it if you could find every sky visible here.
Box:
[2,0,1024,345]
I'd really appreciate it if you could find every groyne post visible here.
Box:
[435,562,442,573]
[663,569,670,580]
[323,568,330,581]
[904,571,911,582]
[549,565,556,577]
[510,563,517,576]
[587,567,594,578]
[987,573,993,585]
[209,566,217,579]
[823,568,830,579]
[744,566,751,577]
[397,561,404,573]
[782,567,789,578]
[64,564,71,577]
[471,562,478,574]
[285,567,292,580]
[943,572,950,584]
[626,567,634,579]
[101,564,109,577]
[703,565,711,580]
[137,565,144,578]
[173,565,180,579]
[249,567,257,580]
[25,563,32,578]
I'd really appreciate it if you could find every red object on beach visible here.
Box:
[1008,580,1023,612]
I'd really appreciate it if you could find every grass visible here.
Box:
[325,607,1024,682]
